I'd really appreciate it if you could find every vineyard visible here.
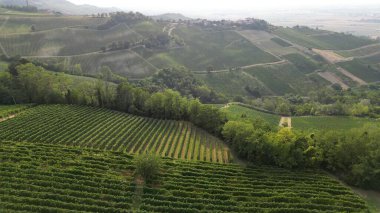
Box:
[0,105,231,163]
[0,141,368,212]
[0,104,33,119]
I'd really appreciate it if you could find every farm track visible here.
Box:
[0,114,15,123]
[279,117,292,128]
[193,60,289,74]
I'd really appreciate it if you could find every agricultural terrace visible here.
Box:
[0,141,368,212]
[145,26,279,71]
[337,43,380,57]
[0,15,108,34]
[30,50,158,79]
[338,59,380,83]
[274,27,376,50]
[0,24,142,56]
[0,105,231,163]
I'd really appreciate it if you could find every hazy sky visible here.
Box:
[68,0,380,12]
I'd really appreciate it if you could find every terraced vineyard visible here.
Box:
[0,141,368,212]
[0,105,231,163]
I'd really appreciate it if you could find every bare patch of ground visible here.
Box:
[318,71,349,90]
[279,117,292,128]
[337,67,367,85]
[0,114,15,122]
[313,49,353,64]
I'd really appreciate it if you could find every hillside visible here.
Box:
[0,105,232,163]
[152,13,192,21]
[0,140,368,212]
[0,0,118,15]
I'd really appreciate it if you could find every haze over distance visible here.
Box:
[68,0,380,38]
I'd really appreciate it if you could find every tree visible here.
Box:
[134,153,162,182]
[31,25,36,32]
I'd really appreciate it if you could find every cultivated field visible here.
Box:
[0,15,108,34]
[0,105,231,163]
[282,53,320,74]
[244,63,328,95]
[145,26,279,71]
[0,23,142,56]
[338,43,380,57]
[274,28,376,50]
[0,104,32,119]
[317,71,350,90]
[338,59,380,83]
[0,141,368,212]
[30,50,158,79]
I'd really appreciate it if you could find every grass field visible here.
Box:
[0,140,368,212]
[0,23,142,56]
[360,52,380,64]
[0,105,231,163]
[292,116,380,130]
[338,59,380,82]
[274,28,376,50]
[0,60,8,71]
[221,104,280,127]
[282,53,320,74]
[30,50,158,79]
[145,26,278,71]
[0,15,108,34]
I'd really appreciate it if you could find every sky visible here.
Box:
[67,0,380,12]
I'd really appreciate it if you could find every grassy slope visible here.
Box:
[147,26,278,71]
[274,28,376,50]
[221,104,280,127]
[338,44,380,57]
[0,15,108,34]
[0,140,368,212]
[0,105,230,163]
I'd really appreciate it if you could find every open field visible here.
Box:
[0,23,142,56]
[0,60,7,71]
[145,26,279,71]
[292,116,379,131]
[30,50,158,78]
[0,140,368,212]
[338,59,380,83]
[0,15,108,34]
[274,27,376,50]
[221,104,280,127]
[0,105,231,163]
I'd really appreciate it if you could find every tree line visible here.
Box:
[0,61,225,134]
[223,118,380,190]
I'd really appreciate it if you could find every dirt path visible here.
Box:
[337,67,367,85]
[318,71,350,90]
[193,60,289,74]
[279,117,292,128]
[0,114,16,122]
